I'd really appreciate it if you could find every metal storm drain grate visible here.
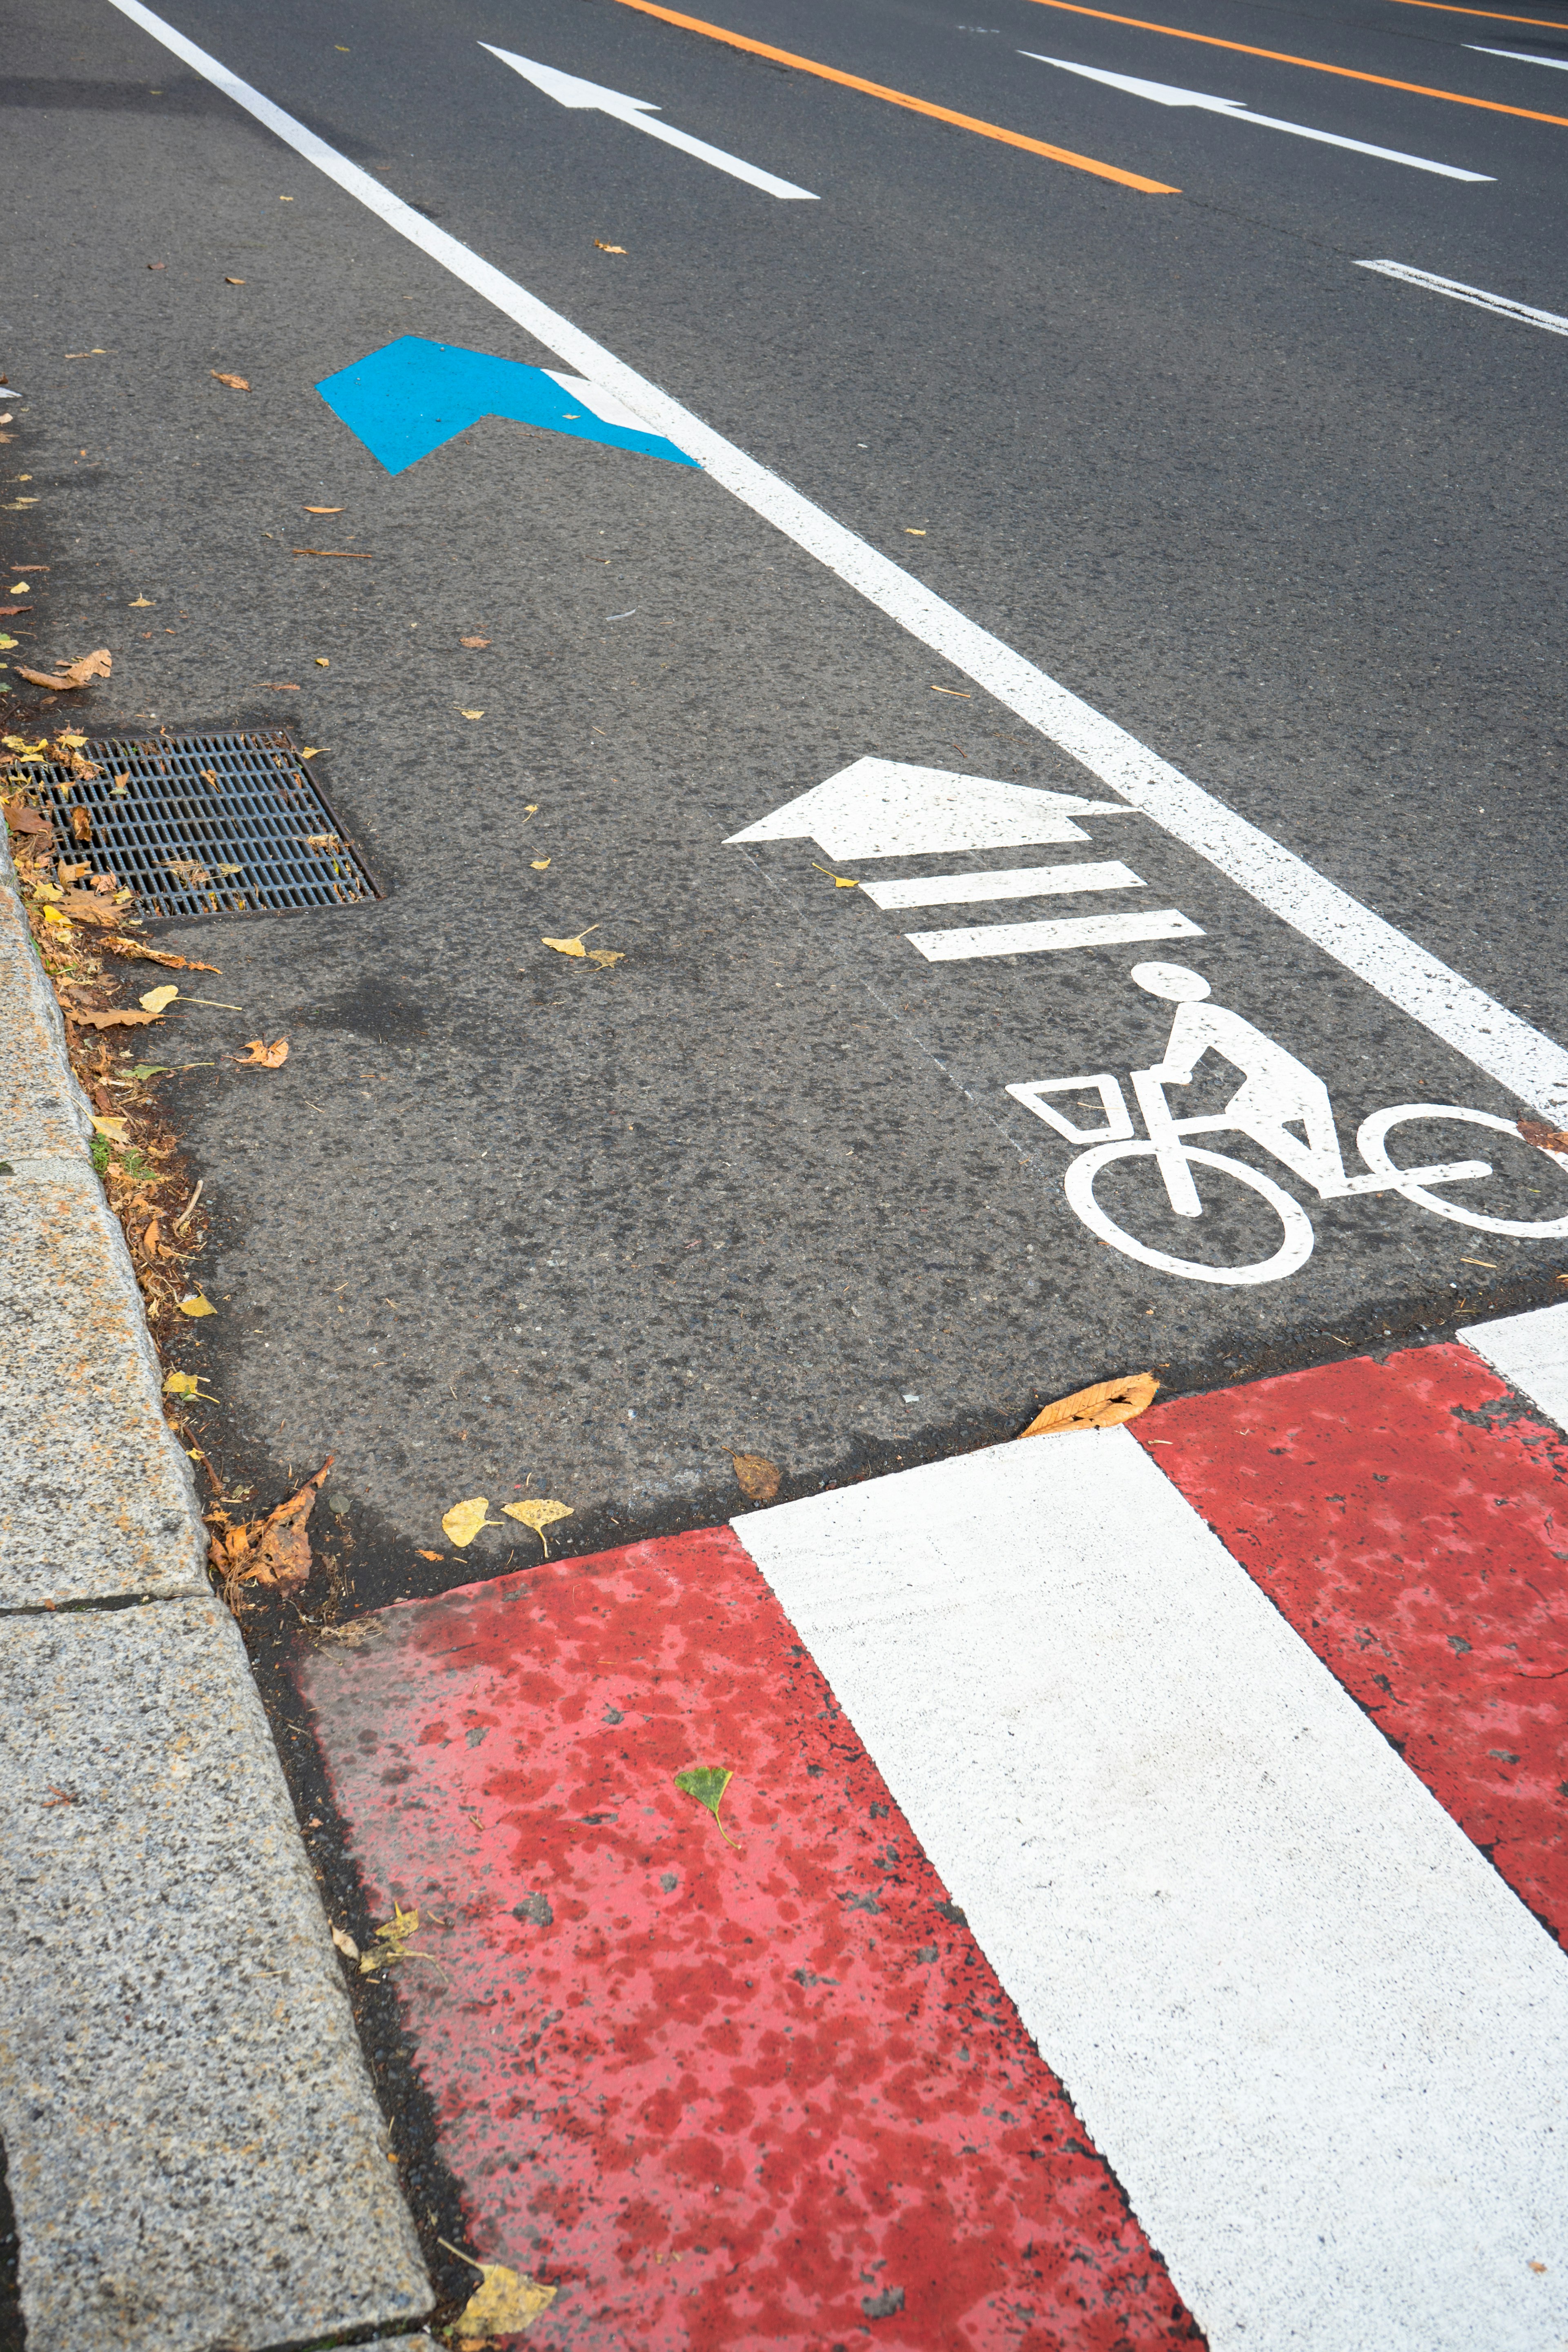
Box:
[31,730,379,919]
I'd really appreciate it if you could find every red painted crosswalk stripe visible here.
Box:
[302,1527,1198,2346]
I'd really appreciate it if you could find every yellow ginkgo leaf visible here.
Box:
[460,708,485,719]
[531,858,550,871]
[177,1292,218,1317]
[501,1498,573,1556]
[91,1115,129,1142]
[440,2241,557,2337]
[812,862,859,888]
[542,927,598,958]
[163,1369,216,1399]
[140,983,179,1013]
[442,1495,499,1547]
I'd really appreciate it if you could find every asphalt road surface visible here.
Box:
[4,0,1566,1600]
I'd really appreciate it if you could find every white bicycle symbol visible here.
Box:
[1008,962,1568,1287]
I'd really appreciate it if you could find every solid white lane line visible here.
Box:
[1022,53,1494,178]
[1356,257,1568,333]
[906,907,1200,958]
[1467,42,1568,68]
[734,1434,1568,2352]
[481,46,818,200]
[861,859,1143,909]
[1462,1298,1568,1431]
[104,0,1568,1121]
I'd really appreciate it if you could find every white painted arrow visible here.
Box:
[1020,52,1494,180]
[482,46,818,200]
[726,758,1138,860]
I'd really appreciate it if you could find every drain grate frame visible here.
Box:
[25,729,381,921]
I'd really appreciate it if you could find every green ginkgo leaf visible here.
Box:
[675,1765,736,1847]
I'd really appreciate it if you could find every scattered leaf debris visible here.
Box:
[675,1764,738,1847]
[216,1458,333,1605]
[728,1450,780,1503]
[439,2239,558,2337]
[501,1497,573,1555]
[14,647,112,692]
[210,370,249,390]
[442,1495,500,1547]
[235,1036,288,1068]
[1018,1371,1158,1438]
[1519,1116,1568,1155]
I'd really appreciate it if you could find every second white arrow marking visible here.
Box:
[483,45,819,200]
[1021,53,1494,180]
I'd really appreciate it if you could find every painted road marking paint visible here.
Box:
[1354,256,1568,332]
[1139,1343,1568,1943]
[861,857,1145,907]
[1020,0,1568,123]
[1023,53,1495,176]
[603,0,1181,190]
[103,0,1568,1122]
[906,907,1202,959]
[1468,37,1568,59]
[299,1529,1198,2348]
[728,758,1137,856]
[1394,0,1568,21]
[736,1421,1568,2352]
[482,45,819,199]
[1464,1297,1568,1431]
[314,336,699,475]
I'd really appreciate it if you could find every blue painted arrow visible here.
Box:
[314,336,700,476]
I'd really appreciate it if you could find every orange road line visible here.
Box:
[1022,0,1568,123]
[1386,0,1568,25]
[606,0,1180,190]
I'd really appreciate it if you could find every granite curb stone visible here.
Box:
[0,835,207,1604]
[0,1599,431,2352]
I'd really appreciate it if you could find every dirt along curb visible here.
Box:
[0,737,431,2350]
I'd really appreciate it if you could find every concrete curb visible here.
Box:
[0,835,432,2350]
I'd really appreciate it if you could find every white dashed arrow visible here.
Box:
[482,46,819,200]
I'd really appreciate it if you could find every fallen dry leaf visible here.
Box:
[594,240,626,253]
[1519,1116,1568,1155]
[501,1498,573,1555]
[460,708,485,719]
[543,929,596,958]
[225,276,245,285]
[416,1547,443,1561]
[210,370,249,390]
[91,1115,129,1142]
[177,1292,218,1317]
[53,889,120,926]
[728,1450,780,1503]
[235,1037,289,1068]
[304,506,343,514]
[140,984,179,1014]
[331,1924,360,1960]
[358,1898,438,1975]
[15,647,112,691]
[812,862,858,888]
[163,1369,216,1400]
[443,1495,499,1547]
[129,595,153,608]
[100,937,221,972]
[69,805,93,842]
[440,2242,558,2338]
[586,949,624,969]
[74,1007,161,1029]
[228,1459,333,1601]
[1018,1372,1158,1439]
[531,858,551,871]
[461,635,490,647]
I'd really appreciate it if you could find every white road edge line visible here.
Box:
[733,1430,1568,2352]
[104,0,1568,1119]
[1356,256,1568,336]
[1021,53,1494,181]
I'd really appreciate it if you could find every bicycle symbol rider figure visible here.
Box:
[1128,961,1351,1212]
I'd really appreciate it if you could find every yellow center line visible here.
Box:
[1022,0,1568,123]
[606,0,1180,190]
[1387,0,1568,25]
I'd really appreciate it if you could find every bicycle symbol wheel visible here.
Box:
[1065,1142,1316,1286]
[1357,1105,1568,1238]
